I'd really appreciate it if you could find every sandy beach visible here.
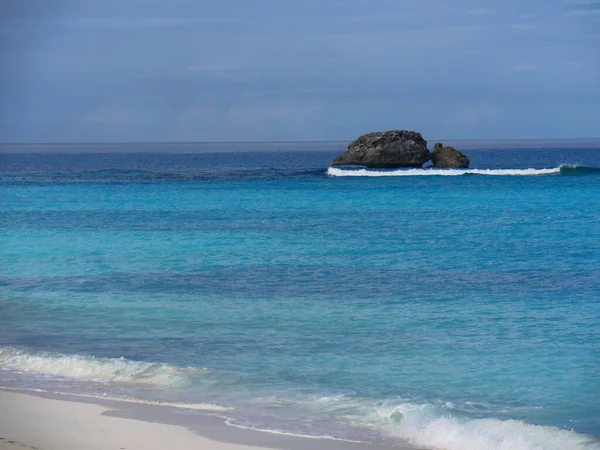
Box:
[0,390,273,450]
[0,390,403,450]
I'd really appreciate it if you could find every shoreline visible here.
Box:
[0,389,413,450]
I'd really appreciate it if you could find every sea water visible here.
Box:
[1,143,599,450]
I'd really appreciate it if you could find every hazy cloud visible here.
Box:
[567,0,600,15]
[509,63,539,73]
[467,9,498,16]
[0,0,599,142]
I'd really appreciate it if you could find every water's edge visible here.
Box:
[1,388,412,450]
[2,347,599,450]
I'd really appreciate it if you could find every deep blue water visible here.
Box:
[1,144,600,450]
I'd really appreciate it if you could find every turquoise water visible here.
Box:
[1,146,600,449]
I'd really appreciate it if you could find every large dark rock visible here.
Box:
[332,130,430,168]
[431,143,470,168]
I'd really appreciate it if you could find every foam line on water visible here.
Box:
[67,391,234,412]
[224,419,364,443]
[0,347,204,387]
[284,395,600,450]
[3,348,599,449]
[327,167,562,177]
[360,402,600,450]
[0,386,234,412]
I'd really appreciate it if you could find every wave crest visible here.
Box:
[0,347,203,387]
[363,402,600,450]
[2,348,599,449]
[327,167,563,177]
[286,396,600,450]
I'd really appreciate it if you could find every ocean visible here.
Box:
[1,142,599,450]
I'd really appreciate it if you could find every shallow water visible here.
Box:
[1,144,600,449]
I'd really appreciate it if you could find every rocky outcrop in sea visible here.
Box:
[332,130,470,169]
[431,143,470,168]
[331,130,431,168]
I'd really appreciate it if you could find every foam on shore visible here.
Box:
[2,347,599,450]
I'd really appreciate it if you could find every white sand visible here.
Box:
[0,390,273,450]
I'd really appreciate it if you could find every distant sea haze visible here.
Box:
[1,138,600,153]
[1,144,600,450]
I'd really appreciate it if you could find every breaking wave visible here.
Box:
[327,165,600,177]
[362,402,600,450]
[293,396,600,450]
[242,394,600,450]
[2,347,599,449]
[0,347,202,387]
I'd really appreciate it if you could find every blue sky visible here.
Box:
[1,0,599,142]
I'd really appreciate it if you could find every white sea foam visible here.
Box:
[66,391,234,412]
[224,419,363,443]
[2,347,598,449]
[327,167,562,177]
[251,395,600,449]
[1,386,234,412]
[362,402,600,450]
[248,394,600,449]
[0,347,203,387]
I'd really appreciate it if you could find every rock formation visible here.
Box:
[430,143,470,168]
[331,130,430,168]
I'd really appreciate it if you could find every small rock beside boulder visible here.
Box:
[430,143,470,168]
[331,130,431,168]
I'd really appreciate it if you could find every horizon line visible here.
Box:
[2,137,600,146]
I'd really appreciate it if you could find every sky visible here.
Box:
[0,0,599,142]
